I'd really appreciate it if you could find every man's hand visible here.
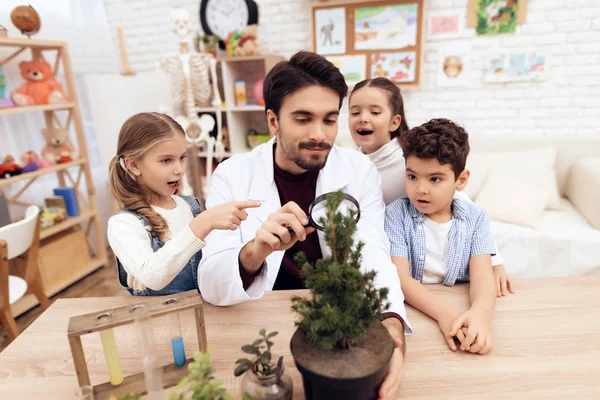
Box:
[449,308,493,355]
[239,201,315,274]
[378,318,405,400]
[492,264,515,297]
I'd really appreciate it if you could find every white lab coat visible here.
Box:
[198,137,412,333]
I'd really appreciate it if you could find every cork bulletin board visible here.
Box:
[311,0,424,87]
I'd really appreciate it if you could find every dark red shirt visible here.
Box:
[272,156,323,290]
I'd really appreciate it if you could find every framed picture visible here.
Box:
[311,0,424,86]
[314,7,347,55]
[370,52,416,83]
[325,55,367,86]
[484,52,547,83]
[354,4,418,50]
[437,44,471,87]
[427,11,463,40]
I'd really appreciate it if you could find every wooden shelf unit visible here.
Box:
[0,38,108,316]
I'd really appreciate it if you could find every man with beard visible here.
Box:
[198,51,411,399]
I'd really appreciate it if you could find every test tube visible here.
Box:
[133,306,163,400]
[99,328,124,386]
[168,312,186,367]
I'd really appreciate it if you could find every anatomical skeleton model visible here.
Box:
[160,8,225,198]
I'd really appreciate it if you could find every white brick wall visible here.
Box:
[104,0,600,140]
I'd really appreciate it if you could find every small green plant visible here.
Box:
[234,329,283,377]
[291,190,390,350]
[170,351,231,400]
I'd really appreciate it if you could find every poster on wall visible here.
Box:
[370,52,416,83]
[484,53,546,83]
[326,55,367,86]
[437,45,471,87]
[427,12,462,39]
[315,7,346,55]
[354,4,418,50]
[476,0,519,35]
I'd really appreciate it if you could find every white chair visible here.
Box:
[0,205,51,341]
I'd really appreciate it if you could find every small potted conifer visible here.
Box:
[290,191,394,400]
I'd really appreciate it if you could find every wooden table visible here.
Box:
[1,277,599,399]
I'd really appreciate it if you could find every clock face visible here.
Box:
[206,0,250,39]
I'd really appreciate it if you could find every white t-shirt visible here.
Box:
[107,195,205,291]
[365,139,504,266]
[422,216,453,284]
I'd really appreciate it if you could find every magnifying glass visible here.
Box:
[287,192,361,233]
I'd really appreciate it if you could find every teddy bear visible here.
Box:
[12,59,67,106]
[229,25,259,57]
[41,126,76,164]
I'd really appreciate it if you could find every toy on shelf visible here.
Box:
[40,207,67,229]
[67,291,208,398]
[235,79,247,107]
[11,59,67,106]
[41,126,76,164]
[247,129,271,149]
[0,155,22,179]
[225,25,259,57]
[10,5,41,38]
[0,66,15,109]
[253,78,264,106]
[20,151,40,173]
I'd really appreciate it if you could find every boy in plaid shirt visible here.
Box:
[385,118,497,355]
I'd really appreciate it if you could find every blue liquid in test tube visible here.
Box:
[168,312,186,367]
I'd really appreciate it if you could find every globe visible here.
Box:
[10,5,41,37]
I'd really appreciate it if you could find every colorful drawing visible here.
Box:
[370,52,416,83]
[354,4,418,50]
[235,79,247,107]
[484,53,546,83]
[326,55,367,86]
[437,45,471,87]
[477,0,518,35]
[315,7,346,55]
[428,13,462,39]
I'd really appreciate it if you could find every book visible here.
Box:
[53,187,79,217]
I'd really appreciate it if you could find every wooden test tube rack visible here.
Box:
[67,291,207,399]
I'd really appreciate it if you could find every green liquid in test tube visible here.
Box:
[99,328,124,386]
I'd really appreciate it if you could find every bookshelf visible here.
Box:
[0,38,108,316]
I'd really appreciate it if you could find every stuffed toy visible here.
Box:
[226,25,259,57]
[0,155,22,179]
[41,126,76,164]
[20,150,40,172]
[12,59,66,106]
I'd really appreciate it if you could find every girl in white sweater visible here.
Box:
[107,112,259,295]
[348,78,514,296]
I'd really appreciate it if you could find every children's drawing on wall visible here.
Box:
[315,7,346,55]
[354,4,418,50]
[370,52,416,83]
[484,53,546,83]
[477,0,518,35]
[438,45,471,87]
[326,55,366,86]
[428,12,462,39]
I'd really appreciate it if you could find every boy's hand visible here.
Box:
[449,308,493,355]
[492,264,515,297]
[438,311,460,351]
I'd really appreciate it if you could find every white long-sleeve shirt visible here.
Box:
[107,195,205,291]
[365,139,504,266]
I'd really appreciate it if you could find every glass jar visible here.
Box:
[241,364,293,400]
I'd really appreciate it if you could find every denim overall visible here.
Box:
[116,196,203,296]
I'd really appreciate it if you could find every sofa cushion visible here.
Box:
[476,167,549,228]
[491,199,600,279]
[467,147,561,210]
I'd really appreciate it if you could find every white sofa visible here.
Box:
[468,138,600,279]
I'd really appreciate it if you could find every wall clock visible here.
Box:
[200,0,259,48]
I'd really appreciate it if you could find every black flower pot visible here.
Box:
[290,322,394,400]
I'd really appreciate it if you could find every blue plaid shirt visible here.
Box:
[384,197,496,286]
